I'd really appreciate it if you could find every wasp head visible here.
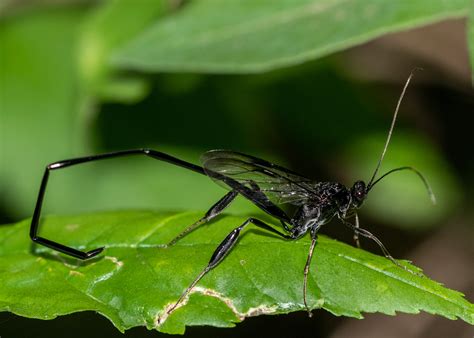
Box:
[350,180,367,208]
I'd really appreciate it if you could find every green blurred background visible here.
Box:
[0,1,473,337]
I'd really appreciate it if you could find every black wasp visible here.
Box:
[30,71,435,317]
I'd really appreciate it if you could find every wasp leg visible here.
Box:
[339,218,421,276]
[30,148,206,260]
[164,218,293,317]
[303,224,322,317]
[166,191,238,246]
[353,213,361,248]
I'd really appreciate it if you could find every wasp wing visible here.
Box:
[201,150,316,207]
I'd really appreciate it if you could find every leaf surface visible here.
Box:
[114,0,470,73]
[0,211,473,334]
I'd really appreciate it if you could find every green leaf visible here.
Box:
[113,0,470,73]
[0,7,86,218]
[1,211,473,334]
[468,1,474,84]
[79,0,170,103]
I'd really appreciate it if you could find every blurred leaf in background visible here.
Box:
[114,0,471,73]
[0,6,85,219]
[78,0,169,104]
[469,2,474,83]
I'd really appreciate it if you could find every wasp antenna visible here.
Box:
[367,68,422,189]
[367,166,436,205]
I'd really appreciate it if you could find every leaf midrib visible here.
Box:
[176,0,346,49]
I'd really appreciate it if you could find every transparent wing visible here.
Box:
[201,150,316,206]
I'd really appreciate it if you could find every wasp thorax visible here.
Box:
[350,180,367,208]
